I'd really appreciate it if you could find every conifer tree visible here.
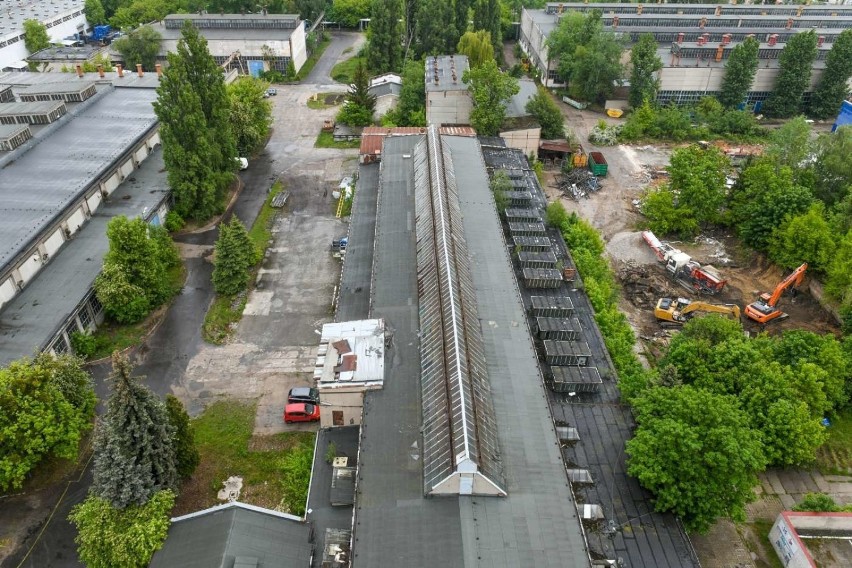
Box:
[212,218,256,296]
[91,354,177,509]
[166,395,199,480]
[473,0,502,58]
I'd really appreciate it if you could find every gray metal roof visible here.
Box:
[425,55,469,92]
[445,134,590,566]
[0,85,157,275]
[154,23,303,43]
[366,81,400,98]
[0,100,67,116]
[0,148,169,366]
[354,134,467,566]
[505,78,538,118]
[0,123,29,140]
[149,502,312,568]
[27,46,102,61]
[336,163,378,323]
[414,127,504,497]
[164,12,301,26]
[0,0,83,40]
[17,80,97,95]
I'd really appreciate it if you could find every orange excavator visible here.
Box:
[745,263,807,324]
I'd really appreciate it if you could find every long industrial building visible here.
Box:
[0,0,88,72]
[521,2,852,106]
[0,71,168,364]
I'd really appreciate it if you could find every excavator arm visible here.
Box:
[766,263,807,307]
[680,301,741,320]
[655,298,741,325]
[745,263,807,324]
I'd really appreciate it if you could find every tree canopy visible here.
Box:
[667,144,729,227]
[546,10,623,102]
[414,0,457,57]
[227,77,272,156]
[769,203,837,272]
[810,29,852,119]
[473,0,502,58]
[366,0,403,73]
[154,22,237,221]
[764,30,818,118]
[84,0,106,26]
[464,59,520,136]
[23,19,50,53]
[112,25,162,71]
[525,86,565,139]
[457,30,494,69]
[91,354,178,509]
[628,34,662,109]
[338,61,377,126]
[212,217,257,295]
[626,385,766,534]
[0,354,95,490]
[69,489,175,568]
[388,58,427,126]
[719,36,759,109]
[165,395,199,480]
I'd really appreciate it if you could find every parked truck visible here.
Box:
[588,152,608,176]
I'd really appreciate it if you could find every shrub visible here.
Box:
[70,331,98,360]
[164,210,184,232]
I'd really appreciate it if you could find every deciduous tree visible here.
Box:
[91,354,177,509]
[764,116,812,171]
[769,203,837,272]
[154,22,237,220]
[212,217,257,295]
[764,30,818,118]
[667,145,729,227]
[112,25,162,71]
[729,159,813,250]
[525,86,565,139]
[719,37,759,108]
[227,77,272,156]
[464,60,519,136]
[628,33,662,108]
[165,395,199,480]
[810,30,852,119]
[23,19,50,53]
[69,489,175,568]
[813,126,852,206]
[84,0,106,25]
[0,355,95,490]
[457,30,494,69]
[414,0,457,56]
[473,0,502,58]
[366,0,403,73]
[626,385,766,533]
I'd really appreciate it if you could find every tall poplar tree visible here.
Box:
[719,37,760,109]
[764,30,819,118]
[810,29,852,119]
[367,0,404,73]
[415,0,457,57]
[628,33,662,108]
[473,0,502,58]
[91,354,177,509]
[154,22,237,221]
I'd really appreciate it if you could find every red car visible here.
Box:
[284,402,320,424]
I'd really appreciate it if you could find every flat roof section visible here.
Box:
[336,162,378,322]
[18,81,98,103]
[0,123,32,150]
[446,134,590,567]
[155,25,302,42]
[164,12,301,28]
[425,54,470,92]
[353,134,467,566]
[0,148,169,365]
[0,100,67,124]
[0,0,83,38]
[0,86,158,275]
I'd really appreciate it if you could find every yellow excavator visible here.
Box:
[654,297,741,327]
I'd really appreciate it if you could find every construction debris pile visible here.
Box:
[617,261,677,307]
[557,168,601,200]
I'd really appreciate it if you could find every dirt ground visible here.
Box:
[541,108,841,344]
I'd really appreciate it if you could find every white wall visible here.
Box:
[289,22,307,72]
[0,278,16,311]
[658,66,825,93]
[769,515,813,568]
[500,127,541,157]
[427,90,473,126]
[318,390,364,428]
[0,8,87,71]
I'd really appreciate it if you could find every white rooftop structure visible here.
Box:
[315,319,385,387]
[0,0,88,72]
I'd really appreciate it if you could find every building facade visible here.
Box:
[520,3,852,106]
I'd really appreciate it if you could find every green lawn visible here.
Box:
[331,55,366,84]
[202,182,285,344]
[175,400,315,515]
[307,92,346,110]
[816,408,852,475]
[315,131,360,149]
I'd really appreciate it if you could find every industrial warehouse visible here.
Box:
[521,2,852,106]
[300,126,700,566]
[0,71,167,365]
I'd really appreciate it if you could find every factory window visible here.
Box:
[78,306,92,329]
[89,292,103,315]
[52,337,69,355]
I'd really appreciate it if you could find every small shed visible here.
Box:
[529,295,574,318]
[543,340,592,366]
[523,268,563,289]
[550,365,602,393]
[535,317,582,341]
[518,251,558,269]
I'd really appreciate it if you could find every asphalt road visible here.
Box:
[3,32,359,568]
